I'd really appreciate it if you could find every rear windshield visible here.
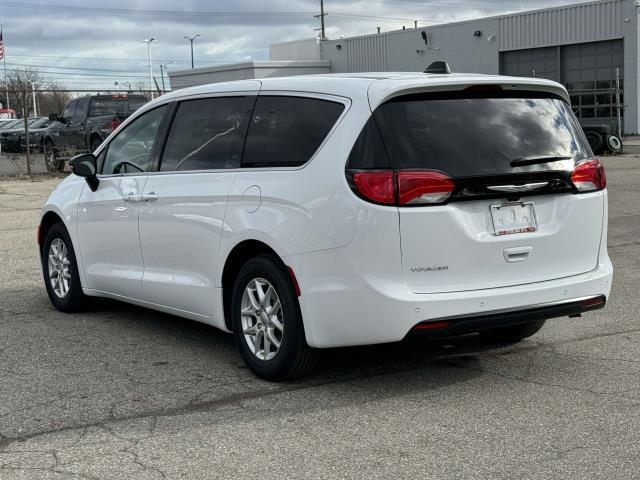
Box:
[369,91,590,177]
[90,97,147,117]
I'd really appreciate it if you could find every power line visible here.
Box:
[0,1,439,22]
[7,53,239,64]
[4,62,149,73]
[3,66,151,78]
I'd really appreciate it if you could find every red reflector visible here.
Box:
[413,321,451,331]
[582,296,605,308]
[571,159,606,192]
[287,266,301,297]
[111,118,121,132]
[397,171,455,205]
[352,171,396,205]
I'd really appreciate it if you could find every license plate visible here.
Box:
[490,202,538,236]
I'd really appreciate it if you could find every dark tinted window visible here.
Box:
[243,96,344,168]
[373,91,591,177]
[90,96,147,117]
[102,105,167,175]
[160,96,254,171]
[346,116,390,169]
[72,98,89,123]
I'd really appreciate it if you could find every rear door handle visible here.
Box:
[504,246,532,263]
[123,192,158,203]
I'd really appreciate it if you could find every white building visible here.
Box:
[168,0,636,133]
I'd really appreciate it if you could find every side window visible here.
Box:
[160,96,254,171]
[346,116,390,169]
[102,105,167,175]
[242,96,345,168]
[61,100,77,122]
[72,98,89,123]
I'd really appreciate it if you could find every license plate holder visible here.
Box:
[490,202,538,236]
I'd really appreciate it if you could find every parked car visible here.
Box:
[43,94,148,172]
[38,71,613,380]
[0,118,48,153]
[20,117,53,152]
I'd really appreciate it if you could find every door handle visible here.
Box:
[123,193,158,203]
[504,246,532,263]
[140,192,158,202]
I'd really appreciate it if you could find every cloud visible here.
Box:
[0,0,577,90]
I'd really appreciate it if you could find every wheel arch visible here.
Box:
[221,239,287,332]
[38,210,65,251]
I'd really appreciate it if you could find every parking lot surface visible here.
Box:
[0,156,638,479]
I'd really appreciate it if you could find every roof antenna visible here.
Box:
[424,61,451,74]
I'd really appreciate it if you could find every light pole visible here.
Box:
[140,37,156,99]
[184,34,200,69]
[159,61,175,94]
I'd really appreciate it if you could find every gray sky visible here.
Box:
[0,0,581,90]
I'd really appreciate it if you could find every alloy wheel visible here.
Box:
[240,278,284,361]
[48,238,72,299]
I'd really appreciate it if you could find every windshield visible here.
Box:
[90,97,147,117]
[373,91,591,177]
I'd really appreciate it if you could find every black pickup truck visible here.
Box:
[43,94,148,172]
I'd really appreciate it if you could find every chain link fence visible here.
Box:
[1,88,156,177]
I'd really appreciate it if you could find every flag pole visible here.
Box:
[1,22,8,110]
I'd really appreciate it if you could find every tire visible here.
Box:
[584,130,605,155]
[90,137,102,153]
[44,140,63,173]
[42,222,87,312]
[231,254,319,381]
[606,134,623,154]
[479,320,546,344]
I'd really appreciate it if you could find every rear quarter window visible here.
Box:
[242,96,345,168]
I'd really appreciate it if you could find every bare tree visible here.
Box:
[6,67,40,118]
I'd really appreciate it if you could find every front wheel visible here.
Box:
[42,222,86,312]
[606,134,623,154]
[479,320,546,344]
[231,255,319,381]
[44,140,64,173]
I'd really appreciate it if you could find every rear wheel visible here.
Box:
[584,130,605,155]
[479,320,546,344]
[231,254,319,381]
[42,222,86,312]
[44,140,63,173]
[90,137,102,153]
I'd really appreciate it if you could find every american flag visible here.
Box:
[0,28,4,61]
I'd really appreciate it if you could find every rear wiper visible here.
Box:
[510,155,573,167]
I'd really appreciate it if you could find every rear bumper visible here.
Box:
[287,246,613,348]
[410,295,606,337]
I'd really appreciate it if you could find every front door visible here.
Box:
[138,95,255,317]
[76,105,168,298]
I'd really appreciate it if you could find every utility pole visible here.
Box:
[184,35,200,69]
[314,0,326,39]
[160,61,175,94]
[140,37,156,99]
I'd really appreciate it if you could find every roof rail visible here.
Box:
[424,61,451,74]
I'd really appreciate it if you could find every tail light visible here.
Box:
[571,159,606,192]
[397,171,455,205]
[111,118,121,132]
[352,171,396,205]
[350,170,455,206]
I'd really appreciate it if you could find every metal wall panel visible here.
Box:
[346,34,389,72]
[499,0,624,51]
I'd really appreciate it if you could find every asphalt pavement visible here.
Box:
[0,155,638,479]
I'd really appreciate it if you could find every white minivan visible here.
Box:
[39,71,613,380]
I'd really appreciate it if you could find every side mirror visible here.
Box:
[70,153,99,192]
[48,113,60,122]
